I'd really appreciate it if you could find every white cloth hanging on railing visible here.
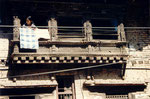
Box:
[35,29,50,39]
[20,28,39,49]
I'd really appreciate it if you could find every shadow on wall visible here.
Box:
[8,63,123,80]
[0,33,12,39]
[74,64,123,81]
[86,85,146,95]
[126,29,150,51]
[125,0,149,52]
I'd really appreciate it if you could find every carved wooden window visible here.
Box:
[56,76,76,99]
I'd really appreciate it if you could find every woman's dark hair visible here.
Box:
[25,16,34,26]
[26,16,33,21]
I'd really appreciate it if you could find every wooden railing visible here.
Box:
[11,16,128,55]
[58,93,73,99]
[58,27,84,39]
[106,95,128,99]
[58,88,73,99]
[13,16,126,42]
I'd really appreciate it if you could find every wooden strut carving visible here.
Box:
[13,16,21,53]
[117,23,127,55]
[48,20,51,40]
[48,18,58,41]
[84,20,93,41]
[117,23,126,42]
[117,25,121,41]
[120,23,126,41]
[13,16,21,41]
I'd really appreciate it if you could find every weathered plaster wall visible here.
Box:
[73,28,150,99]
[0,34,11,89]
[35,92,57,99]
[0,34,57,99]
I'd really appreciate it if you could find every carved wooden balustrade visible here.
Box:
[11,17,128,66]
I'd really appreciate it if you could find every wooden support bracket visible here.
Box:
[121,63,126,80]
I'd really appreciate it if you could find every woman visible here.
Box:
[21,16,37,51]
[23,16,36,29]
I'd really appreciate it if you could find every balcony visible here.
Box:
[11,17,128,65]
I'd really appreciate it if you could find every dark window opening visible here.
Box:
[93,35,118,40]
[58,17,83,26]
[91,19,118,40]
[56,76,75,99]
[58,16,84,38]
[57,76,74,92]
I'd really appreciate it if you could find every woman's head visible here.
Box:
[26,16,33,26]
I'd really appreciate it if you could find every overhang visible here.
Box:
[1,75,58,88]
[12,54,128,64]
[84,80,146,87]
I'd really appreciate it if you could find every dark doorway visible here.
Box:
[56,76,75,99]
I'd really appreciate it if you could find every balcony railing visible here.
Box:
[13,16,126,42]
[106,95,128,99]
[58,93,73,99]
[10,17,128,65]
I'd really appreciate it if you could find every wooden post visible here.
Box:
[48,20,52,41]
[117,24,121,41]
[121,63,126,80]
[51,18,58,41]
[13,16,20,54]
[13,16,21,41]
[84,20,93,41]
[13,44,19,54]
[120,23,126,41]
